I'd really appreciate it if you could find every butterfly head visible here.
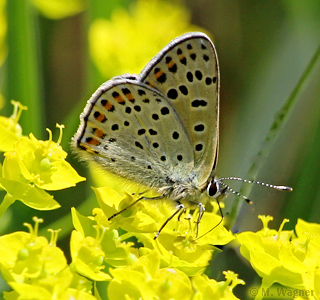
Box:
[206,178,228,200]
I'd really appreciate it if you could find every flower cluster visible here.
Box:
[89,0,206,78]
[237,215,320,300]
[0,101,244,299]
[0,217,97,300]
[0,207,243,299]
[0,101,85,216]
[1,102,320,299]
[69,207,243,299]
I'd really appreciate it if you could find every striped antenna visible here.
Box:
[218,181,252,204]
[217,177,292,205]
[219,177,293,191]
[196,177,292,240]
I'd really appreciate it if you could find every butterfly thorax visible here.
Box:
[156,175,211,207]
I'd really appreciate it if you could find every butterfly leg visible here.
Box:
[195,203,206,238]
[177,206,187,221]
[108,194,165,221]
[154,203,185,240]
[132,190,149,197]
[108,198,143,221]
[195,192,226,240]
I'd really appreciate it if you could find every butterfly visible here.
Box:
[72,32,292,238]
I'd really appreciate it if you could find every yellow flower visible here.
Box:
[0,100,27,152]
[237,216,320,299]
[70,230,111,281]
[71,207,136,269]
[0,217,67,283]
[0,123,85,214]
[91,186,234,276]
[14,125,85,191]
[89,0,206,79]
[108,250,194,300]
[2,219,96,300]
[192,271,245,300]
[31,0,87,19]
[8,268,98,300]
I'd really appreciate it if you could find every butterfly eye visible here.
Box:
[207,180,219,197]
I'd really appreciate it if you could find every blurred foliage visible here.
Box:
[1,0,320,298]
[89,0,203,78]
[31,0,87,19]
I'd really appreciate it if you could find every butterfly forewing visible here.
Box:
[74,77,194,188]
[139,32,220,188]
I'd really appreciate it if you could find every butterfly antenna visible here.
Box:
[195,177,292,240]
[218,181,252,204]
[219,177,293,191]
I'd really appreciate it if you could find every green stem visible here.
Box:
[227,44,320,229]
[5,1,43,137]
[0,194,16,218]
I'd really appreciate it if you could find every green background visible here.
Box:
[1,0,320,298]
